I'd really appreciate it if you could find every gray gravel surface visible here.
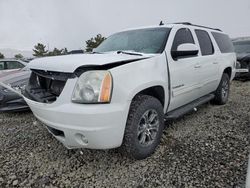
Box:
[0,81,249,188]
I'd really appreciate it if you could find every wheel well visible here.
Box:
[223,67,232,79]
[133,86,165,107]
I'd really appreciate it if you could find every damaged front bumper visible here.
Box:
[23,78,128,149]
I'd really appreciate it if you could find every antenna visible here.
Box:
[159,21,164,26]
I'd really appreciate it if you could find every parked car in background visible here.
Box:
[0,59,27,76]
[21,57,35,63]
[0,67,30,112]
[68,50,84,54]
[232,37,250,79]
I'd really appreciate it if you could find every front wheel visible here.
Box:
[212,73,230,105]
[121,95,164,160]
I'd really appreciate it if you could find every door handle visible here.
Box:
[213,62,219,65]
[194,64,201,68]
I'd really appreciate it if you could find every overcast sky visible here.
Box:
[0,0,249,51]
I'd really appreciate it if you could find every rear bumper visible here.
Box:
[235,61,250,78]
[236,68,249,73]
[24,96,129,149]
[235,69,250,78]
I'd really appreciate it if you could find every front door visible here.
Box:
[166,28,202,111]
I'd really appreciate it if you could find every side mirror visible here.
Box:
[171,43,199,59]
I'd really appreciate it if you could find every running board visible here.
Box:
[165,94,215,120]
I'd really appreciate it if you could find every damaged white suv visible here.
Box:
[19,23,236,159]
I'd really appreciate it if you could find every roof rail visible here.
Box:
[173,22,222,32]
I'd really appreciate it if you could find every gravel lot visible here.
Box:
[0,81,249,188]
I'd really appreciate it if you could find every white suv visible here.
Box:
[21,23,236,159]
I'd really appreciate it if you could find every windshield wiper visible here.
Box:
[117,50,143,56]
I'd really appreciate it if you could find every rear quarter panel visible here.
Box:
[218,53,236,80]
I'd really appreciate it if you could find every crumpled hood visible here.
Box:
[28,53,154,73]
[236,53,250,62]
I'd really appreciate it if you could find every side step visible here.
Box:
[165,94,215,120]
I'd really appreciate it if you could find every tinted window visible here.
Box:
[195,30,214,56]
[0,62,4,70]
[95,28,171,54]
[6,61,24,69]
[233,40,250,53]
[171,28,194,51]
[212,32,234,53]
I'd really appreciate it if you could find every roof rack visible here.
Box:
[173,22,222,32]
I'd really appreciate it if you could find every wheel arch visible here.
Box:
[130,85,166,108]
[223,67,232,79]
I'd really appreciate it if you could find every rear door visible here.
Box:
[166,28,203,111]
[194,29,220,95]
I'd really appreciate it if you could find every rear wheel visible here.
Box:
[213,73,230,105]
[121,95,164,160]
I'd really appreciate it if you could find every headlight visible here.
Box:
[72,71,112,104]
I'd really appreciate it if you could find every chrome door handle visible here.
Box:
[194,64,201,68]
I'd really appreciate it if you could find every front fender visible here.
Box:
[110,54,169,112]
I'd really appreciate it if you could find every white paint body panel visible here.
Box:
[28,53,151,72]
[19,24,236,149]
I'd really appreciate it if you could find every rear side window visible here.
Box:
[0,62,4,70]
[212,32,234,53]
[171,28,195,51]
[195,30,214,56]
[6,61,24,69]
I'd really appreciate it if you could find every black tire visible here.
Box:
[212,73,230,105]
[121,95,164,160]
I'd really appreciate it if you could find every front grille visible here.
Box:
[24,69,75,103]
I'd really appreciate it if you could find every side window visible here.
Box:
[171,28,195,51]
[0,62,4,70]
[212,32,234,53]
[195,30,214,56]
[6,61,24,69]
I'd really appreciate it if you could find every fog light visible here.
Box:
[81,135,88,144]
[75,133,89,145]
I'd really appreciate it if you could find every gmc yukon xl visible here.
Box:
[3,22,236,159]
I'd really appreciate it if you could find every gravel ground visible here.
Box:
[0,81,249,188]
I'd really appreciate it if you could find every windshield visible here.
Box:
[95,28,171,54]
[233,41,250,53]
